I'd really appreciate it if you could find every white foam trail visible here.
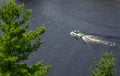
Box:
[82,35,116,46]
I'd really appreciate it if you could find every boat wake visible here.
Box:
[82,35,120,47]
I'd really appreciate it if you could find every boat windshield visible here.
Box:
[73,30,80,34]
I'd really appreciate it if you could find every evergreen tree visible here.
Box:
[90,51,116,76]
[0,0,51,76]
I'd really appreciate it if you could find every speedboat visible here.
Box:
[70,30,85,38]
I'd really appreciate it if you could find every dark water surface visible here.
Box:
[1,0,120,76]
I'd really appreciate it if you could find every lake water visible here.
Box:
[1,0,120,76]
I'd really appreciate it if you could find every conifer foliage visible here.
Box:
[0,0,51,76]
[90,52,116,76]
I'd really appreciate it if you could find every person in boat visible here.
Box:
[73,30,79,34]
[75,30,80,34]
